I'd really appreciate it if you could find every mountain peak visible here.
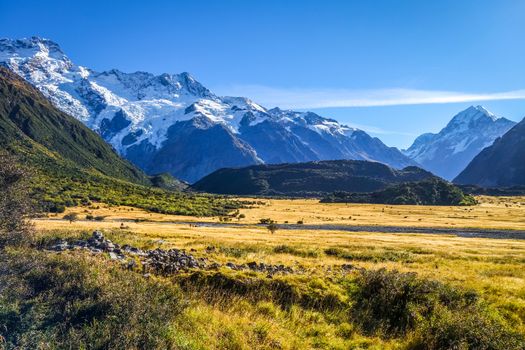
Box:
[0,36,64,57]
[452,105,497,124]
[404,106,516,180]
[172,71,214,98]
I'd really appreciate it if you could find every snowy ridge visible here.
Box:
[404,105,516,180]
[0,37,415,182]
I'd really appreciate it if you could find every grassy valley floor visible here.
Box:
[22,196,525,349]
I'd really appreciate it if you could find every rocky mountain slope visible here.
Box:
[454,117,525,187]
[192,160,435,196]
[0,37,415,183]
[403,106,515,180]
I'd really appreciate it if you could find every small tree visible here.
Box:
[0,153,34,248]
[238,213,246,221]
[267,223,279,234]
[63,213,79,224]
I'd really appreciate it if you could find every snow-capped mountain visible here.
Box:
[403,106,516,180]
[454,116,525,187]
[0,37,415,182]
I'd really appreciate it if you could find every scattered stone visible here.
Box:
[45,231,295,277]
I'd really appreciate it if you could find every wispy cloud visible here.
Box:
[216,85,525,109]
[343,122,419,137]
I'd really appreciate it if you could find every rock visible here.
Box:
[52,240,69,251]
[44,231,296,277]
[92,231,104,241]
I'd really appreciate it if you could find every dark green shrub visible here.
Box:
[409,305,524,350]
[350,268,524,349]
[63,213,79,223]
[267,223,279,234]
[350,269,473,335]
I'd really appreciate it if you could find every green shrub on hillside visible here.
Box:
[30,171,244,217]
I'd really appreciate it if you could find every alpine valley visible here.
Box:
[0,37,416,183]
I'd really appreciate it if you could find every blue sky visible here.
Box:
[1,0,525,148]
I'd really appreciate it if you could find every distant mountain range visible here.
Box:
[454,117,525,187]
[192,160,435,196]
[0,37,415,183]
[403,106,516,180]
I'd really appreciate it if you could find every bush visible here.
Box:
[49,203,66,213]
[267,223,279,234]
[63,213,79,223]
[350,268,524,349]
[408,305,525,350]
[351,268,476,335]
[0,250,184,349]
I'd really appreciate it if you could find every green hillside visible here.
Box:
[321,178,477,206]
[192,160,436,196]
[0,66,149,184]
[0,67,240,216]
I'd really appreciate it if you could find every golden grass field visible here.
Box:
[38,195,525,229]
[32,195,525,349]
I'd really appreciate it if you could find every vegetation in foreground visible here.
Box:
[321,178,477,206]
[3,155,525,349]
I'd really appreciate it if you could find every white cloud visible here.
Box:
[215,85,525,109]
